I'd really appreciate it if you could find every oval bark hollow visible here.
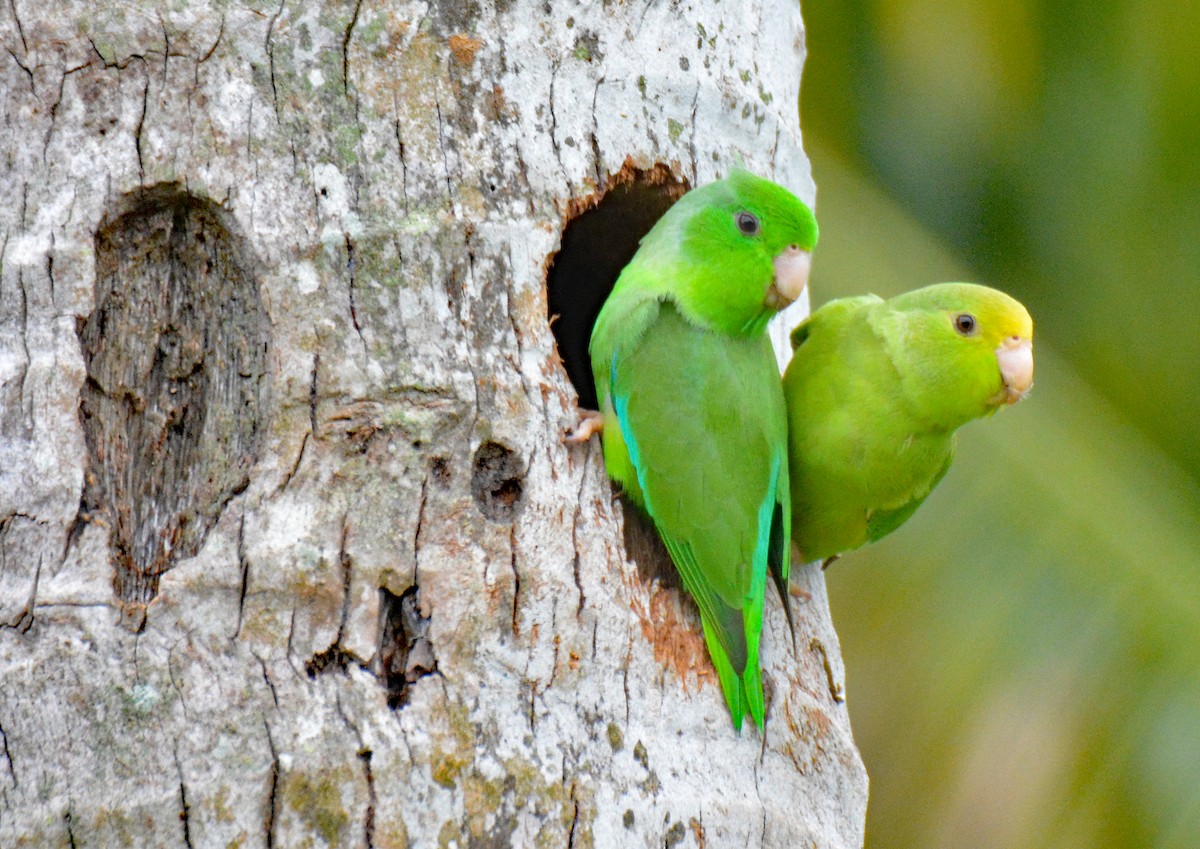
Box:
[78,189,268,605]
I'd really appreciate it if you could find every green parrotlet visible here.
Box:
[782,283,1034,564]
[577,169,818,729]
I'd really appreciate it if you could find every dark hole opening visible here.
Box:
[545,164,689,410]
[379,585,436,709]
[623,504,683,591]
[472,440,525,522]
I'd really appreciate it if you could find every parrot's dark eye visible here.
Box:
[954,313,977,336]
[735,211,760,236]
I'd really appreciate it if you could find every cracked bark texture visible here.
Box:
[0,2,867,847]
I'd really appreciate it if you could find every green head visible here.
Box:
[875,282,1034,429]
[636,169,819,336]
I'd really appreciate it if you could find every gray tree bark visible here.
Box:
[0,1,867,847]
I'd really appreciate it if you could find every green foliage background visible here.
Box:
[799,2,1200,846]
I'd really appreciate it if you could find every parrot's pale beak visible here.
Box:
[994,337,1034,405]
[765,245,811,310]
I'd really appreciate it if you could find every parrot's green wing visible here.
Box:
[866,446,954,543]
[789,294,882,350]
[608,300,788,730]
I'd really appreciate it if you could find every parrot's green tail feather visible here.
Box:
[700,617,765,731]
[743,656,765,728]
[702,622,747,730]
[741,572,767,730]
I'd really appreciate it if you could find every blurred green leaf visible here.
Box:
[801,0,1200,476]
[806,138,1200,849]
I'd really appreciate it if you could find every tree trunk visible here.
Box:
[0,2,867,846]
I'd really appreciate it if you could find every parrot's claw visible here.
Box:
[820,554,840,571]
[565,410,604,444]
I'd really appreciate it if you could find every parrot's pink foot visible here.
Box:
[565,410,604,443]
